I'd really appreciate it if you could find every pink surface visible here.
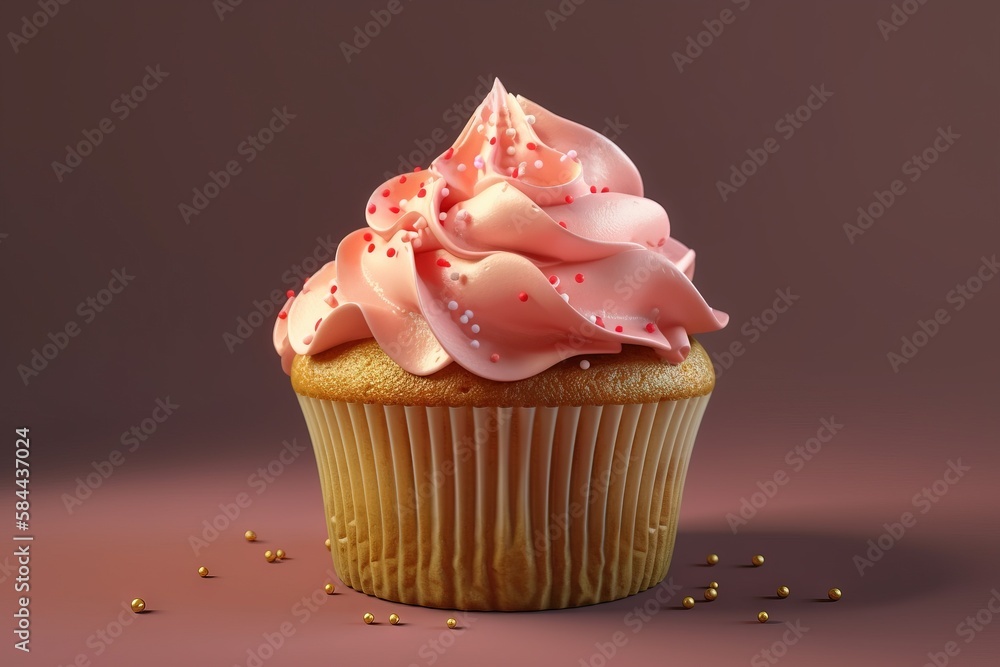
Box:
[19,417,999,667]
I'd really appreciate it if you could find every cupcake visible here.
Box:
[273,79,727,611]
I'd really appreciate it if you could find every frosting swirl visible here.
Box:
[274,79,727,381]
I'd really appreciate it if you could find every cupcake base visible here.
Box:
[298,394,710,611]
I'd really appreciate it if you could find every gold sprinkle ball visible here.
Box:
[198,566,209,578]
[324,583,335,595]
[709,581,719,589]
[446,617,458,629]
[244,530,257,542]
[752,554,765,567]
[325,538,331,551]
[275,549,286,560]
[389,613,400,625]
[264,550,277,562]
[777,586,790,598]
[758,611,769,623]
[130,598,146,613]
[704,588,718,601]
[682,596,695,609]
[363,613,375,625]
[706,554,719,566]
[828,588,842,601]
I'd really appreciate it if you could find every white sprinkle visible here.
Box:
[412,238,422,248]
[525,114,536,124]
[470,340,480,349]
[456,210,469,222]
[464,310,473,319]
[447,301,458,311]
[488,112,497,125]
[505,128,516,137]
[457,163,467,172]
[450,272,460,281]
[579,360,591,370]
[534,160,543,169]
[471,324,480,333]
[559,155,567,162]
[439,212,447,221]
[441,187,450,197]
[588,315,597,324]
[459,315,469,324]
[399,198,408,207]
[506,146,515,156]
[477,123,484,133]
[473,156,485,169]
[561,293,570,302]
[567,150,578,159]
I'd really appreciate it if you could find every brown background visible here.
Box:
[2,1,998,666]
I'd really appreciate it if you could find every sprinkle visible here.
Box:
[470,340,480,349]
[526,142,537,150]
[488,112,497,125]
[367,204,377,214]
[579,360,591,370]
[565,195,574,204]
[439,212,447,221]
[381,189,390,197]
[437,258,451,267]
[386,248,396,257]
[590,185,597,194]
[588,315,597,324]
[506,146,515,156]
[601,187,610,193]
[413,238,422,248]
[441,187,450,197]
[490,353,500,363]
[645,323,656,333]
[286,290,295,298]
[389,206,400,213]
[518,291,528,302]
[561,293,570,302]
[615,325,624,332]
[448,301,458,311]
[464,310,473,318]
[511,167,519,177]
[548,275,559,285]
[315,318,322,330]
[477,123,484,133]
[399,175,407,183]
[418,188,426,198]
[330,285,338,294]
[473,156,485,169]
[568,150,578,159]
[414,166,422,172]
[505,128,516,137]
[367,244,375,253]
[558,221,567,228]
[459,315,468,324]
[450,272,459,280]
[575,273,584,283]
[471,324,480,333]
[457,164,467,172]
[323,295,336,307]
[489,137,497,145]
[534,160,543,169]
[443,147,454,159]
[303,334,314,345]
[456,210,470,223]
[278,311,287,319]
[399,198,408,206]
[363,232,373,241]
[525,115,536,124]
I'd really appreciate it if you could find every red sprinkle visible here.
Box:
[590,185,597,193]
[417,188,426,198]
[615,325,624,333]
[414,166,422,172]
[645,323,656,333]
[389,206,400,214]
[558,221,567,228]
[490,353,500,363]
[367,204,376,214]
[548,275,558,284]
[367,243,375,253]
[518,291,528,302]
[363,232,373,241]
[386,248,396,257]
[575,273,584,283]
[595,316,605,328]
[489,137,497,145]
[286,290,295,298]
[381,188,390,197]
[511,167,519,178]
[443,147,454,159]
[330,285,337,294]
[278,311,287,319]
[601,187,610,193]
[565,195,574,204]
[436,258,451,267]
[399,175,407,183]
[526,142,537,150]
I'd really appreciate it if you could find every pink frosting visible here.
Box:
[274,79,727,381]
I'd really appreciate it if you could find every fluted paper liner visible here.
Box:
[298,395,710,610]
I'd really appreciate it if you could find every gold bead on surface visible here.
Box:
[704,588,718,601]
[244,530,257,542]
[446,617,458,629]
[130,598,146,613]
[264,550,276,562]
[682,596,695,609]
[706,554,719,566]
[275,549,286,560]
[363,613,375,625]
[828,588,842,601]
[777,586,790,598]
[198,566,209,578]
[324,583,335,595]
[389,613,400,625]
[752,554,765,567]
[709,581,719,589]
[325,538,331,551]
[758,611,769,623]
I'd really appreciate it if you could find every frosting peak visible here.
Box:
[274,79,727,381]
